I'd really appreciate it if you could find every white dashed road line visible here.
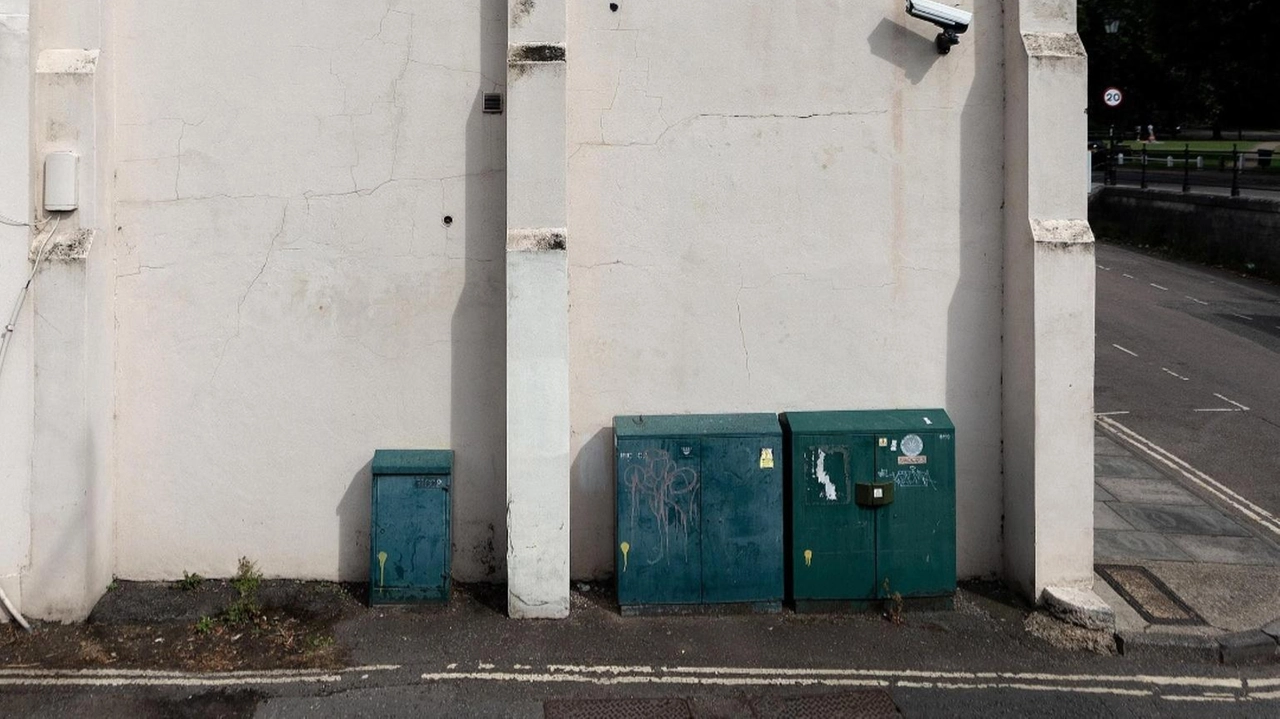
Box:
[1161,368,1190,381]
[1214,393,1251,411]
[1231,312,1254,321]
[1185,296,1209,305]
[1112,344,1139,357]
[1123,273,1136,279]
[1150,283,1169,291]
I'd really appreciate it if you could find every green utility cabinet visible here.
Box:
[782,410,955,608]
[369,449,452,604]
[615,414,784,613]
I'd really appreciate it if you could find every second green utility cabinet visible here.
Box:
[615,414,783,612]
[370,449,452,605]
[782,410,955,607]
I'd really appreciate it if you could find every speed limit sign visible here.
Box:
[1103,87,1123,107]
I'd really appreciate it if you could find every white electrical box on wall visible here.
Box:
[44,152,79,212]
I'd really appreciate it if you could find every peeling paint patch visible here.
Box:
[507,228,567,252]
[1031,219,1094,251]
[1022,33,1086,59]
[35,49,100,75]
[510,0,535,28]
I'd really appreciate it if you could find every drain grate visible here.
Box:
[1096,564,1205,625]
[751,691,901,719]
[543,698,691,719]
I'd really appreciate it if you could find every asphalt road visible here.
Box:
[1095,243,1280,537]
[4,581,1280,717]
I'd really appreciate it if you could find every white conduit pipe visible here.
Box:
[0,215,61,632]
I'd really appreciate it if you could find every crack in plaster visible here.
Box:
[735,281,752,384]
[212,202,289,381]
[574,109,891,157]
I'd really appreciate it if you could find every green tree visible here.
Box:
[1080,0,1280,135]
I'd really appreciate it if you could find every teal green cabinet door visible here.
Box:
[788,435,876,600]
[371,475,450,603]
[701,437,784,603]
[616,439,702,605]
[875,430,956,598]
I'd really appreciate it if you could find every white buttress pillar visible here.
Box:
[22,0,116,621]
[505,0,570,618]
[1002,1,1099,602]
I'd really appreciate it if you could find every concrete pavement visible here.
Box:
[1092,242,1280,663]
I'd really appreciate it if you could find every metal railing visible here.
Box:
[1093,142,1279,197]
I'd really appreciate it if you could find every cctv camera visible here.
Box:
[905,0,973,55]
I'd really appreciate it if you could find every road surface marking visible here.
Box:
[426,663,1245,689]
[1096,416,1280,537]
[1096,411,1131,417]
[1161,368,1190,381]
[422,671,889,688]
[1214,393,1250,411]
[1098,265,1112,271]
[1251,678,1280,688]
[1254,690,1280,700]
[0,666,397,678]
[1194,409,1240,413]
[1150,283,1169,291]
[420,663,1268,702]
[894,681,1151,697]
[1230,312,1254,321]
[0,665,397,688]
[1185,296,1209,305]
[1112,344,1139,357]
[0,675,345,688]
[1123,273,1136,279]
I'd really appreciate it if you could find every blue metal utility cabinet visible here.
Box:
[369,449,452,604]
[614,414,784,614]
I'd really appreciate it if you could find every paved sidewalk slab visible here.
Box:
[1094,421,1280,663]
[1095,455,1165,480]
[1096,478,1202,506]
[1109,503,1252,537]
[1095,530,1192,562]
[1168,534,1280,566]
[1094,502,1134,531]
[1094,435,1132,457]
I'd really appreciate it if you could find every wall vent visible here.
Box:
[483,93,504,114]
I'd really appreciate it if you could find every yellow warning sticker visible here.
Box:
[878,438,888,447]
[760,448,774,469]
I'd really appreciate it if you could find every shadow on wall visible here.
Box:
[336,458,372,588]
[449,0,508,584]
[947,11,1003,579]
[868,9,1004,577]
[866,19,943,85]
[570,426,614,581]
[335,1,507,586]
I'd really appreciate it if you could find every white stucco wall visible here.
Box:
[565,2,1006,579]
[0,1,33,614]
[110,1,510,582]
[5,0,1096,608]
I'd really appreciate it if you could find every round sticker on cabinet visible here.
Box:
[901,434,924,457]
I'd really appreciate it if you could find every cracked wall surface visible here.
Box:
[111,0,509,582]
[565,2,1007,579]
